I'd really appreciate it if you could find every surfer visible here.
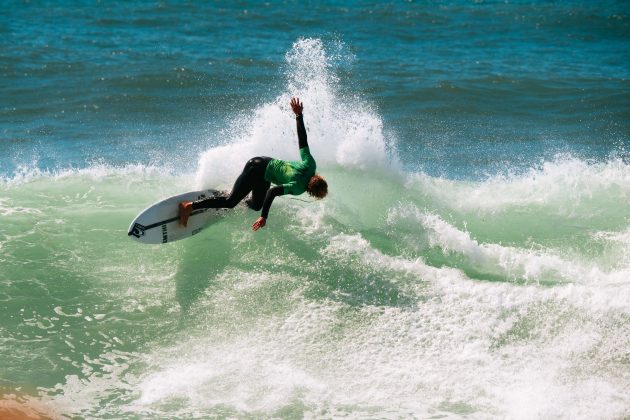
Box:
[178,97,328,231]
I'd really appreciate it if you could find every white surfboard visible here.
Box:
[127,189,228,244]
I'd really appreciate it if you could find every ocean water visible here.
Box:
[1,1,629,419]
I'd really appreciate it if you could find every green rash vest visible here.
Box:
[264,147,316,195]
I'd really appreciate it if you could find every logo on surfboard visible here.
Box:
[128,222,147,238]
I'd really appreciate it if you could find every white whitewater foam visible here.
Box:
[408,156,630,213]
[116,230,630,419]
[386,205,630,287]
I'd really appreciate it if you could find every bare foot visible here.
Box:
[179,201,193,227]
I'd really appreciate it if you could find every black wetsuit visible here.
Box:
[192,114,312,219]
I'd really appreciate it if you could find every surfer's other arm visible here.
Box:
[251,185,285,231]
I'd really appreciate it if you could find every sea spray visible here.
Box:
[194,39,399,190]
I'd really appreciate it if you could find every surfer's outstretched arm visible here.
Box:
[291,97,308,149]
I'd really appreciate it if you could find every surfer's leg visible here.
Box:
[179,157,271,226]
[247,179,271,211]
[244,156,272,210]
[194,167,254,209]
[215,156,271,208]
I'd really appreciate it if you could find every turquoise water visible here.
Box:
[1,2,629,419]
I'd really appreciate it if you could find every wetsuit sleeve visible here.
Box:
[299,147,316,170]
[261,185,286,219]
[296,114,308,149]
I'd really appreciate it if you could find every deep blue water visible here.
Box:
[2,1,628,178]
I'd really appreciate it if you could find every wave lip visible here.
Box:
[418,209,628,287]
[409,156,630,214]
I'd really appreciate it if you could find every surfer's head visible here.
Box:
[307,174,328,199]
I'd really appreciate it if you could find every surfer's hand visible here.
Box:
[290,97,303,116]
[252,217,266,231]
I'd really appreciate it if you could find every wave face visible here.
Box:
[1,37,629,419]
